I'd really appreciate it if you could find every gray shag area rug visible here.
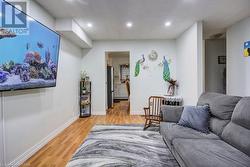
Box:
[67,125,179,167]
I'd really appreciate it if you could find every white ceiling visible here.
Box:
[35,0,250,40]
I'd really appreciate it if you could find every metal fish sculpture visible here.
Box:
[134,54,145,77]
[163,56,170,82]
[37,42,44,49]
[0,28,16,39]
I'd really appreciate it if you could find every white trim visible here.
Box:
[0,93,6,167]
[8,116,78,167]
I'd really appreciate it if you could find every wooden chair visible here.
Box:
[144,96,164,130]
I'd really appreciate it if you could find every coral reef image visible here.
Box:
[0,19,60,91]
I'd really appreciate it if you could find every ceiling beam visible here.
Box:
[55,19,92,48]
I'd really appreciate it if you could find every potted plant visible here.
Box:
[167,79,179,96]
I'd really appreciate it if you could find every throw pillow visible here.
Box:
[178,105,210,133]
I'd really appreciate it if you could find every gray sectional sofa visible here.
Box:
[160,92,250,167]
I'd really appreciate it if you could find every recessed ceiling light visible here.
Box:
[87,23,93,28]
[126,22,133,28]
[165,21,172,27]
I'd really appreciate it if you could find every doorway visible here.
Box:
[205,38,226,94]
[106,51,130,115]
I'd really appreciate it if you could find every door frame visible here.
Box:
[105,51,130,112]
[107,66,114,109]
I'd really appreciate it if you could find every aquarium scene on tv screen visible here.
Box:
[0,0,60,91]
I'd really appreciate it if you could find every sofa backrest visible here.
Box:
[222,97,250,157]
[197,92,241,136]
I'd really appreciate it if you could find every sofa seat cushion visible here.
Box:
[173,138,250,167]
[160,122,219,145]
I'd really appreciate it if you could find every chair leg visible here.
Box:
[149,120,152,126]
[143,119,150,130]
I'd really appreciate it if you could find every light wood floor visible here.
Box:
[21,101,145,167]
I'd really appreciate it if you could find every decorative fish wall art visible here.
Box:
[162,56,171,82]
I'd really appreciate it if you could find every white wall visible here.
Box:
[176,22,204,105]
[205,39,226,93]
[227,17,250,96]
[0,0,82,166]
[81,40,177,115]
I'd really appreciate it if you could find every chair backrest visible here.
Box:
[149,96,164,116]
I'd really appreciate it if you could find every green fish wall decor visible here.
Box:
[163,56,170,82]
[134,54,145,77]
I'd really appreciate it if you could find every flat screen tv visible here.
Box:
[0,0,60,91]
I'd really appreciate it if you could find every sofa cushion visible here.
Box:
[160,122,219,145]
[197,92,241,120]
[231,97,250,129]
[209,117,230,136]
[161,105,184,123]
[178,105,210,133]
[197,92,241,136]
[173,138,250,167]
[222,97,250,157]
[222,122,250,157]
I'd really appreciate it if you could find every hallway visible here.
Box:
[107,101,130,116]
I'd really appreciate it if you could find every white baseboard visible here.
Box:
[8,116,78,167]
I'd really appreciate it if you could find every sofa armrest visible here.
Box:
[161,105,184,123]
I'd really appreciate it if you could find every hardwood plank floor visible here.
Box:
[21,101,145,167]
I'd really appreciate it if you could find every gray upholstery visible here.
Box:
[161,105,183,123]
[222,97,250,157]
[160,93,250,167]
[197,92,241,136]
[173,138,250,167]
[178,105,210,133]
[231,97,250,129]
[209,117,230,136]
[222,122,250,157]
[197,92,242,119]
[160,122,219,145]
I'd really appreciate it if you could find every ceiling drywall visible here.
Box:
[35,0,250,40]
